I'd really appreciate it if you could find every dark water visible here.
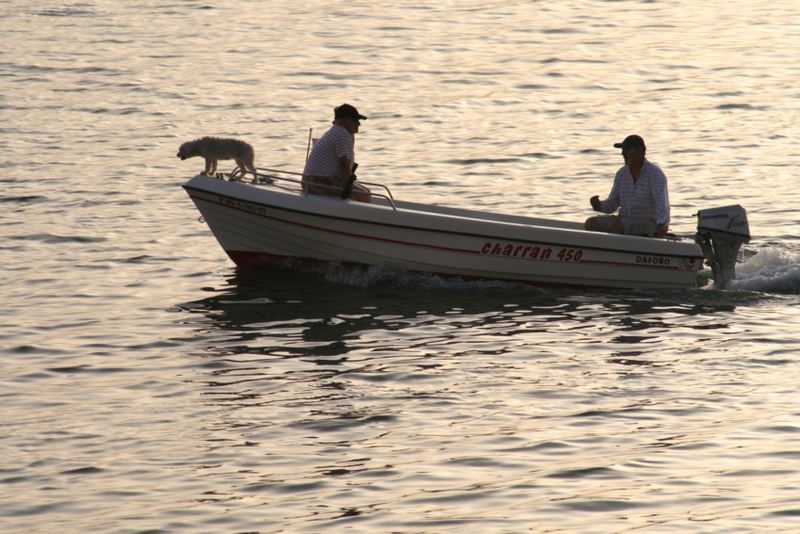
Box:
[3,1,800,532]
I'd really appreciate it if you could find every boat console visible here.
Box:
[695,205,750,288]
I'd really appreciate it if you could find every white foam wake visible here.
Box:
[728,246,800,293]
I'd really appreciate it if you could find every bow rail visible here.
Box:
[218,167,397,210]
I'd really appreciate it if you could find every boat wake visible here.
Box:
[727,246,800,294]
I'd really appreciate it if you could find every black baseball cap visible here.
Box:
[334,103,367,121]
[613,134,645,150]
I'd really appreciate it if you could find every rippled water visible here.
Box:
[3,1,800,532]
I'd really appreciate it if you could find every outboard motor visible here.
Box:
[695,205,750,288]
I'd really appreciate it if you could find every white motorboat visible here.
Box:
[183,169,750,290]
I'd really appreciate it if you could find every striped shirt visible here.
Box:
[303,124,354,178]
[599,159,670,225]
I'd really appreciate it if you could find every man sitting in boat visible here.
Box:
[584,134,669,238]
[302,103,371,203]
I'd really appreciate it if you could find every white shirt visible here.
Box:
[599,159,670,225]
[303,124,354,177]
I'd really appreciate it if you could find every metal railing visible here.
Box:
[218,167,397,210]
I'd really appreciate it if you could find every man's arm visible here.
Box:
[334,156,353,185]
[595,170,622,214]
[651,167,670,237]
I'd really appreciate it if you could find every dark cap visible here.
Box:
[613,134,645,150]
[334,103,367,121]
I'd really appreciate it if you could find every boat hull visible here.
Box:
[183,175,705,289]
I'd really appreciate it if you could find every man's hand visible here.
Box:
[655,223,667,238]
[590,195,601,211]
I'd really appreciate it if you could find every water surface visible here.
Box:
[2,1,800,532]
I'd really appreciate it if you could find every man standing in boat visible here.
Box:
[302,103,371,202]
[584,135,669,238]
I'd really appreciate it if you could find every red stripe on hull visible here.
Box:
[187,192,480,256]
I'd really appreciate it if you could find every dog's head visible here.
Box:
[177,140,197,160]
